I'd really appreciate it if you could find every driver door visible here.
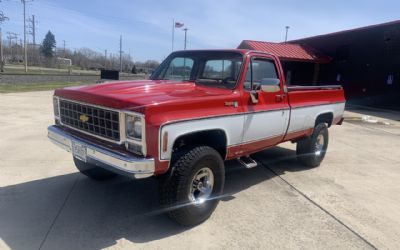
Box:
[240,56,290,154]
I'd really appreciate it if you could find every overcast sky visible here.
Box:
[1,0,399,61]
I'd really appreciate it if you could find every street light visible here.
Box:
[285,26,290,43]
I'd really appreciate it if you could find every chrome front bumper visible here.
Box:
[47,125,155,179]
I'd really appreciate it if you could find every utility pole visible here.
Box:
[21,0,34,73]
[0,28,3,72]
[285,26,290,43]
[23,0,27,72]
[27,15,36,46]
[119,35,122,72]
[19,38,23,62]
[6,32,18,60]
[32,14,35,45]
[63,40,66,57]
[104,49,107,69]
[183,28,188,50]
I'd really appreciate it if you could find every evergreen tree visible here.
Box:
[40,31,56,58]
[131,64,137,74]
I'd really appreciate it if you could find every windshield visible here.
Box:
[150,51,244,89]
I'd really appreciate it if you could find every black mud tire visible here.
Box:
[296,123,329,168]
[73,157,117,181]
[159,146,225,227]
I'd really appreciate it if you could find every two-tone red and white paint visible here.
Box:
[52,49,345,175]
[48,49,345,226]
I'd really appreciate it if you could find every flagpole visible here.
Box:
[172,18,174,52]
[183,28,188,50]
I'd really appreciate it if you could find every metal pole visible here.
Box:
[32,15,35,46]
[23,0,27,72]
[0,27,3,72]
[104,49,107,69]
[7,33,11,60]
[285,26,290,43]
[183,28,188,50]
[63,40,66,57]
[119,35,122,72]
[172,18,174,52]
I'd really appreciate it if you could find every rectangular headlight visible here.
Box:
[125,114,143,140]
[53,96,60,117]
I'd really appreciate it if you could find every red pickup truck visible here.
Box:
[48,49,345,226]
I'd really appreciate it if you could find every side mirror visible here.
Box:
[260,78,281,93]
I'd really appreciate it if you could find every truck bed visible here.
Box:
[287,85,345,108]
[283,84,346,141]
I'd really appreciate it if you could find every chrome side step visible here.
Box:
[237,156,258,169]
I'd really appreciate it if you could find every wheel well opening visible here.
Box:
[315,113,333,127]
[172,130,227,159]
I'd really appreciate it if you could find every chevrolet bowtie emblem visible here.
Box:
[79,114,89,123]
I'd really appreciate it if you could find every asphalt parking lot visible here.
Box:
[1,91,400,250]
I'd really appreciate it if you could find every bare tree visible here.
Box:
[0,27,143,73]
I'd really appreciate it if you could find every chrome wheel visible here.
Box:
[315,133,325,156]
[189,167,214,205]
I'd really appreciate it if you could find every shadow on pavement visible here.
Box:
[253,145,316,173]
[0,146,309,250]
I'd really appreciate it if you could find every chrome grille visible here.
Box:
[59,99,120,142]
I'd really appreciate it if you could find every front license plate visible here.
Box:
[72,142,87,162]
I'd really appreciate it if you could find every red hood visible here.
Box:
[54,80,233,111]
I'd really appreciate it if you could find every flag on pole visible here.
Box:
[175,22,184,28]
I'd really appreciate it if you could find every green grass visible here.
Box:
[0,82,94,93]
[3,65,99,75]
